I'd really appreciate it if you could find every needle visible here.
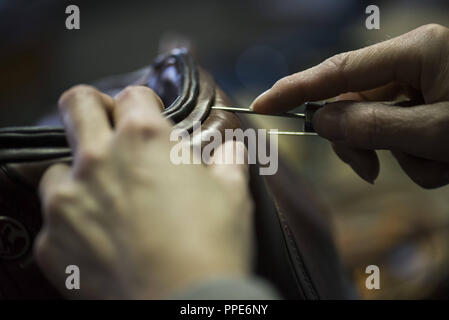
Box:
[268,131,318,136]
[211,105,319,136]
[211,106,306,119]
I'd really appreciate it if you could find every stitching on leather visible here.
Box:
[272,206,305,298]
[276,206,319,300]
[261,179,305,298]
[264,179,319,300]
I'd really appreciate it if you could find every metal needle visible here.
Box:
[268,131,318,136]
[211,106,306,119]
[210,105,318,136]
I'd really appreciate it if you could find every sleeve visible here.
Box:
[170,276,281,300]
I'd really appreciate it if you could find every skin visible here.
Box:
[252,24,449,188]
[35,85,253,299]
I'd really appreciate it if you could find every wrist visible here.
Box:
[136,253,250,299]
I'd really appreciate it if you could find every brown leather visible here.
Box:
[0,49,353,299]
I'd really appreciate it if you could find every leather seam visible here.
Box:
[266,182,319,300]
[278,208,319,300]
[260,178,305,298]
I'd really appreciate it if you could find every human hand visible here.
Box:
[252,24,449,188]
[34,85,253,299]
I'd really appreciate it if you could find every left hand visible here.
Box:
[34,85,253,299]
[251,24,449,188]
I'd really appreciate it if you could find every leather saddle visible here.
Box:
[0,49,354,299]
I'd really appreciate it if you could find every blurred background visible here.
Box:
[1,0,449,299]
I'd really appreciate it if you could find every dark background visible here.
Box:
[4,0,448,126]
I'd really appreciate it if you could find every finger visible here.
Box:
[39,163,73,223]
[335,82,408,102]
[113,86,170,140]
[332,143,379,184]
[392,151,449,189]
[58,85,114,153]
[209,140,249,190]
[39,163,71,200]
[251,24,440,113]
[313,100,449,162]
[331,83,403,185]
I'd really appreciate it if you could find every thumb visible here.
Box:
[313,100,449,162]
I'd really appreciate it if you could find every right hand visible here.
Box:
[252,24,449,188]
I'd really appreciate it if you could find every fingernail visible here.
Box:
[250,89,270,110]
[313,107,347,142]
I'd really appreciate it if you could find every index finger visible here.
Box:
[58,85,115,153]
[251,24,443,113]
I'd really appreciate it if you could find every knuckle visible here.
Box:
[121,115,167,136]
[407,24,449,61]
[323,52,350,73]
[420,23,448,38]
[119,85,152,99]
[322,52,351,91]
[59,84,98,109]
[117,86,165,112]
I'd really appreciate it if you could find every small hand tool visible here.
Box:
[211,102,324,136]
